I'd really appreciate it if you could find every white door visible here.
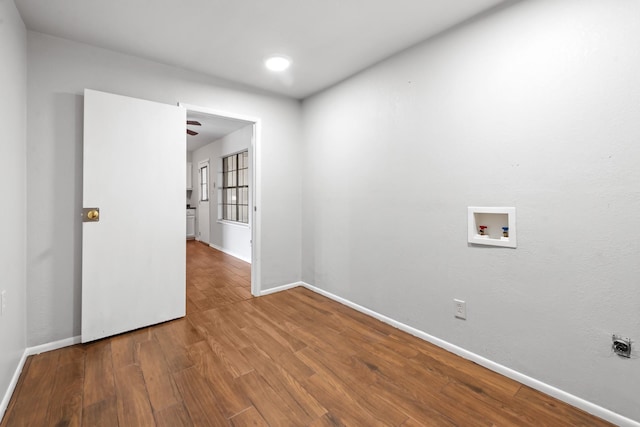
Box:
[197,160,210,244]
[82,89,186,343]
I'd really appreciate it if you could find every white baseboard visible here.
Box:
[208,243,251,264]
[1,335,82,423]
[25,336,82,356]
[0,351,27,423]
[258,281,302,296]
[298,282,640,427]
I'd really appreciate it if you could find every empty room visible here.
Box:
[1,0,639,425]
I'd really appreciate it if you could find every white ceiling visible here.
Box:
[186,112,252,152]
[15,0,506,99]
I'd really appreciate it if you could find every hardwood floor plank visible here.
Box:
[515,385,615,427]
[249,295,312,329]
[56,345,86,366]
[388,331,523,402]
[246,297,304,333]
[137,339,182,412]
[296,346,412,426]
[218,301,261,330]
[198,308,254,349]
[152,322,196,373]
[236,370,310,426]
[0,357,32,427]
[113,364,155,426]
[441,380,541,426]
[276,289,344,332]
[173,366,229,426]
[154,403,194,427]
[237,323,289,359]
[198,328,255,378]
[412,348,522,402]
[3,352,59,426]
[307,412,348,427]
[228,284,252,301]
[400,416,443,427]
[240,345,326,421]
[369,370,498,427]
[83,340,115,408]
[110,334,136,369]
[82,397,119,427]
[273,350,316,381]
[299,372,392,427]
[187,340,251,418]
[44,355,85,427]
[228,407,269,427]
[366,378,459,426]
[244,309,308,354]
[296,349,407,425]
[287,287,343,316]
[164,317,203,347]
[291,326,357,359]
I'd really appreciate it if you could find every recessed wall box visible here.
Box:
[468,207,516,248]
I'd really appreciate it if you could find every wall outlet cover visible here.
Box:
[454,299,466,320]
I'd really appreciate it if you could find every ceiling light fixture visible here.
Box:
[265,56,291,72]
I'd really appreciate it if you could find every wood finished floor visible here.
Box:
[1,240,613,426]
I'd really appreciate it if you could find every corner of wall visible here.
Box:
[0,0,28,422]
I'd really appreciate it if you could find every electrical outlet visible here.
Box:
[454,299,466,320]
[612,334,631,358]
[1,290,6,316]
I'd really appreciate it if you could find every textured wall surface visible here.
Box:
[0,0,27,417]
[302,0,640,421]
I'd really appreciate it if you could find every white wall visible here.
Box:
[302,0,640,422]
[191,125,253,262]
[26,31,302,346]
[0,0,27,418]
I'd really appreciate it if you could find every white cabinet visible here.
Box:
[186,208,196,239]
[186,162,193,190]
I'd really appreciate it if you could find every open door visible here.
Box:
[82,89,186,343]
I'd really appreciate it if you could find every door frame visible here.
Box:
[179,102,261,297]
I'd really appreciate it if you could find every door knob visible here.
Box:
[82,207,100,222]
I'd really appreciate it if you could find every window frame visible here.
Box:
[199,162,209,202]
[220,150,249,224]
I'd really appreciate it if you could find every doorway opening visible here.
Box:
[182,103,260,296]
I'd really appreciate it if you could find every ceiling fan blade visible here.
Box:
[187,120,202,126]
[187,129,199,136]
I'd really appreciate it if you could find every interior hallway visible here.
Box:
[1,241,613,426]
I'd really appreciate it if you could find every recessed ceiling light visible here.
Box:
[265,56,291,72]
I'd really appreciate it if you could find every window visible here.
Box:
[221,151,249,223]
[199,163,209,202]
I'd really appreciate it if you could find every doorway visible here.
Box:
[182,103,260,296]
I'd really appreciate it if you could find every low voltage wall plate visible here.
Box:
[612,335,631,358]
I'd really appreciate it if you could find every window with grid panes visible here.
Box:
[199,164,209,202]
[222,151,249,223]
